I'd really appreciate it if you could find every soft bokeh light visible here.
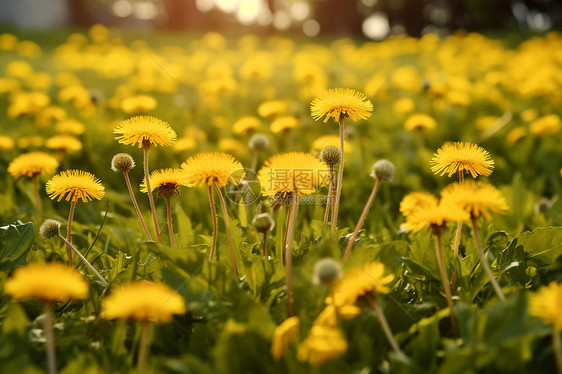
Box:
[362,12,389,40]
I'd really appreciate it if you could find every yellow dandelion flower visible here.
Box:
[233,116,262,134]
[430,141,494,178]
[140,168,192,198]
[17,135,44,149]
[173,137,197,152]
[0,135,15,151]
[46,170,105,203]
[270,116,300,134]
[103,281,186,324]
[271,316,300,360]
[218,138,246,156]
[114,116,177,148]
[46,135,83,153]
[257,99,289,117]
[121,94,157,114]
[8,152,59,179]
[297,326,347,366]
[521,109,538,122]
[530,114,561,137]
[311,88,373,123]
[404,113,436,131]
[258,152,329,198]
[475,116,498,131]
[506,126,527,145]
[529,281,562,330]
[55,119,86,135]
[441,181,508,220]
[35,106,66,127]
[401,198,469,233]
[5,60,33,78]
[313,296,361,327]
[0,33,18,51]
[399,191,439,217]
[181,152,244,187]
[58,85,91,108]
[393,97,415,114]
[331,262,394,306]
[311,135,352,153]
[0,77,20,94]
[4,262,89,302]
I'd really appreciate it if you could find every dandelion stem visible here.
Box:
[123,171,153,241]
[553,326,562,374]
[367,294,402,355]
[43,301,57,374]
[343,178,382,262]
[471,215,505,301]
[57,233,108,287]
[452,170,464,258]
[263,232,269,258]
[32,174,42,222]
[250,149,259,176]
[143,142,161,243]
[165,196,175,249]
[323,165,335,226]
[284,198,299,317]
[215,183,238,277]
[331,117,345,232]
[434,230,459,338]
[137,321,151,374]
[66,200,76,267]
[208,184,218,261]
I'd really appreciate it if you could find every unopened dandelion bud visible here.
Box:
[370,159,395,182]
[111,153,135,173]
[40,219,61,240]
[320,146,342,167]
[252,212,275,233]
[249,133,269,150]
[313,258,343,285]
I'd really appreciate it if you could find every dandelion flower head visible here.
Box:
[8,151,59,179]
[233,116,262,134]
[181,152,244,187]
[140,168,192,198]
[103,281,186,323]
[441,180,508,220]
[430,141,494,178]
[271,316,300,360]
[114,116,176,148]
[401,197,469,233]
[529,114,561,137]
[404,113,436,131]
[46,170,105,203]
[331,262,394,306]
[311,135,352,154]
[529,281,562,330]
[297,326,347,366]
[46,135,83,153]
[270,116,300,134]
[311,88,373,123]
[4,262,89,302]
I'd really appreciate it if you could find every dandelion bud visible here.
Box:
[320,146,342,167]
[111,153,135,173]
[313,258,343,285]
[370,159,395,182]
[252,212,275,233]
[249,133,269,150]
[40,219,61,240]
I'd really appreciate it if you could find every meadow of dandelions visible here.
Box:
[0,25,562,374]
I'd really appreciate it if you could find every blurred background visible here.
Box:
[0,0,561,39]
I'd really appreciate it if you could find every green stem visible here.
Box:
[165,196,175,249]
[284,198,299,317]
[343,178,382,262]
[215,183,238,277]
[123,171,153,241]
[553,326,562,374]
[137,321,151,374]
[67,200,76,267]
[367,294,402,355]
[44,301,57,374]
[32,174,42,222]
[143,142,161,243]
[57,233,108,287]
[434,230,459,338]
[331,117,345,232]
[471,216,505,301]
[208,184,218,261]
[323,166,335,226]
[263,232,268,258]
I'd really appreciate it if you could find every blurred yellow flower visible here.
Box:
[270,116,300,134]
[5,60,33,78]
[441,181,508,220]
[311,135,352,153]
[181,152,244,187]
[506,126,527,145]
[121,94,157,114]
[46,170,105,203]
[8,152,59,179]
[529,281,562,330]
[35,106,66,127]
[331,262,394,306]
[475,116,497,131]
[393,97,415,114]
[55,119,86,135]
[297,326,347,366]
[46,135,83,153]
[430,142,494,178]
[233,116,261,134]
[0,78,20,94]
[399,192,439,217]
[17,135,44,149]
[311,88,373,123]
[140,168,192,198]
[0,135,15,151]
[173,137,197,152]
[404,113,436,131]
[103,281,185,324]
[530,114,561,137]
[271,316,300,360]
[114,116,177,148]
[58,85,92,109]
[17,40,41,58]
[258,152,329,198]
[5,262,89,302]
[8,91,50,118]
[0,33,18,50]
[401,196,469,233]
[258,99,289,117]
